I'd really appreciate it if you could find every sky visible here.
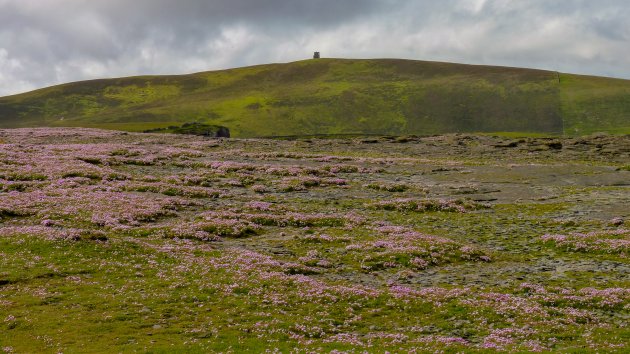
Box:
[1,0,630,96]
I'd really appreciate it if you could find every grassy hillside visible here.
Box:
[0,58,629,137]
[560,73,630,135]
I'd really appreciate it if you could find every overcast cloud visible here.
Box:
[1,0,630,96]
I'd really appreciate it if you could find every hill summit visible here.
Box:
[1,58,630,137]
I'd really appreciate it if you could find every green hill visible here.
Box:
[1,58,629,137]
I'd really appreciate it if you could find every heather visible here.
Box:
[1,128,629,352]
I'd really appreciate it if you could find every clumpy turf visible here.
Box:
[0,128,629,352]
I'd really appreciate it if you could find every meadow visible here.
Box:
[0,128,628,352]
[2,59,630,137]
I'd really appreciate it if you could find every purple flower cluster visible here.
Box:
[541,229,629,254]
[371,198,490,213]
[344,224,490,270]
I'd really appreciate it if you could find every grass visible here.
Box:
[7,58,628,137]
[55,121,183,132]
[560,73,630,135]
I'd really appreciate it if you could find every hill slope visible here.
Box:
[1,58,629,137]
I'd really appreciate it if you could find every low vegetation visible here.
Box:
[1,128,628,352]
[2,59,630,136]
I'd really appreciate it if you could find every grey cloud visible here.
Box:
[0,0,391,94]
[1,0,630,95]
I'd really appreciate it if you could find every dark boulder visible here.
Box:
[216,126,230,138]
[173,123,230,138]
